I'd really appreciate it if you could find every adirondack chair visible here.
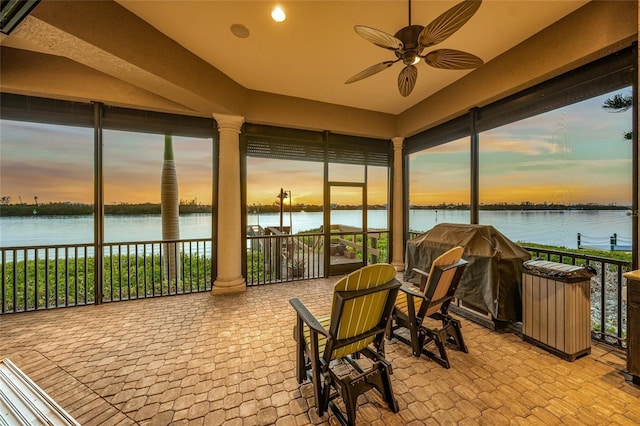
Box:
[388,246,469,368]
[290,263,401,425]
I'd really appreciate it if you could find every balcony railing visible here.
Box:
[406,231,630,348]
[4,232,628,348]
[103,240,212,302]
[1,238,213,314]
[247,232,324,285]
[245,230,389,285]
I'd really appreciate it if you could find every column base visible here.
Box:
[391,261,405,272]
[212,276,246,295]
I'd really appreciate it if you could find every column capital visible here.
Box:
[391,136,404,149]
[213,113,244,133]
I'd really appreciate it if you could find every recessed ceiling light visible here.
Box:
[271,5,286,22]
[230,23,250,38]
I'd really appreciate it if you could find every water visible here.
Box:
[0,209,632,250]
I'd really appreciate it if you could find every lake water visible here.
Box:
[0,209,633,250]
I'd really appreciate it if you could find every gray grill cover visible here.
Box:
[405,223,531,322]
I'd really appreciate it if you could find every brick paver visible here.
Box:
[1,275,639,425]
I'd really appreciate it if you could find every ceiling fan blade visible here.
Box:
[398,65,418,97]
[345,60,398,84]
[354,25,404,50]
[423,49,483,69]
[419,0,482,48]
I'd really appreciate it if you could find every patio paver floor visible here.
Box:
[1,275,639,425]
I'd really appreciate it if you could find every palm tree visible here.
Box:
[161,134,180,283]
[602,93,632,140]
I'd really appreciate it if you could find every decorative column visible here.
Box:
[391,137,405,271]
[212,113,246,294]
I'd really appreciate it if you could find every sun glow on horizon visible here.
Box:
[0,88,632,208]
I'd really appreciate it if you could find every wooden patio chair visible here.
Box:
[387,246,469,369]
[290,264,401,425]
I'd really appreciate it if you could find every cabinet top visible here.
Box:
[623,270,640,281]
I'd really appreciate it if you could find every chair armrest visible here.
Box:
[412,267,429,277]
[289,298,330,337]
[412,268,429,291]
[400,285,424,300]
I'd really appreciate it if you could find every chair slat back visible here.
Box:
[420,246,465,317]
[327,264,399,360]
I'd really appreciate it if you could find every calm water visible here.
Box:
[0,209,632,250]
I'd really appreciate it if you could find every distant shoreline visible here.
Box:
[0,202,210,217]
[0,202,630,217]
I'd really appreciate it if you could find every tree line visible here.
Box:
[0,202,211,217]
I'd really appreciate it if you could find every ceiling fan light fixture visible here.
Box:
[347,0,484,96]
[271,5,286,22]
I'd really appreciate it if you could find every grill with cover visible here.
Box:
[405,223,531,324]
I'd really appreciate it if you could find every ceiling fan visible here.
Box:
[345,0,484,97]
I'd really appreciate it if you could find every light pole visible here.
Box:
[276,188,292,233]
[277,188,287,232]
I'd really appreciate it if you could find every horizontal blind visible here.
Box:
[0,94,216,139]
[244,123,390,167]
[244,123,325,162]
[0,93,94,127]
[405,46,634,153]
[102,105,215,138]
[405,114,470,155]
[477,47,634,132]
[327,133,390,167]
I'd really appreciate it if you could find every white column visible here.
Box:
[212,113,246,294]
[391,136,405,271]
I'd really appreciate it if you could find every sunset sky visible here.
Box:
[409,89,632,206]
[0,89,632,208]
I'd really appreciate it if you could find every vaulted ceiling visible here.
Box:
[0,1,635,138]
[115,0,588,115]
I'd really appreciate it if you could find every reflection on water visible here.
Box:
[0,209,632,250]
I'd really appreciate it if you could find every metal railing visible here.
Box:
[1,243,94,313]
[407,231,630,348]
[247,232,324,285]
[103,239,212,302]
[246,230,390,285]
[1,238,213,314]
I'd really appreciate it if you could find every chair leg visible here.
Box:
[422,327,452,369]
[328,360,399,426]
[373,361,400,414]
[342,378,359,426]
[445,317,468,353]
[410,319,424,357]
[294,319,307,384]
[420,316,469,368]
[309,334,324,415]
[320,372,333,419]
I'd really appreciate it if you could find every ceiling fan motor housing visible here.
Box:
[394,25,424,64]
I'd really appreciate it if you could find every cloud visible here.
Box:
[480,133,572,156]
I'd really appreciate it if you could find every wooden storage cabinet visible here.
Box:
[522,260,595,361]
